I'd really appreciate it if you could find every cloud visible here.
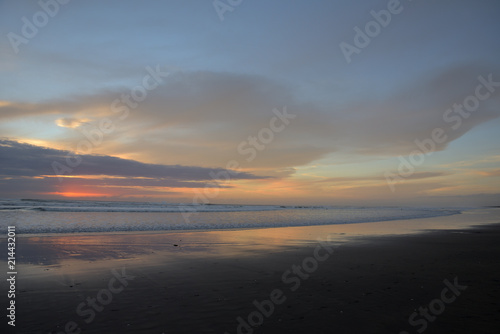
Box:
[0,139,265,180]
[55,117,90,129]
[318,171,451,184]
[1,65,499,174]
[476,169,500,177]
[0,176,184,199]
[417,193,500,207]
[0,100,54,121]
[0,71,334,171]
[341,64,500,155]
[0,139,270,198]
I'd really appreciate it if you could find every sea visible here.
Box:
[0,198,463,235]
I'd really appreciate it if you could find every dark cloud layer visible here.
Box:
[0,139,267,198]
[0,139,264,180]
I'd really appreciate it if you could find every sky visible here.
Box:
[0,0,499,206]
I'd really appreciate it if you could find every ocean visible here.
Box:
[0,199,462,235]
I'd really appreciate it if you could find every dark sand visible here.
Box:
[2,209,500,334]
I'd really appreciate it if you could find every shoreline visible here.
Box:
[5,206,464,237]
[9,207,498,245]
[1,208,499,333]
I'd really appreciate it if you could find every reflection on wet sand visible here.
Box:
[5,208,497,268]
[1,208,499,334]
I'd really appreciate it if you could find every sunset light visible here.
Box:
[1,1,500,333]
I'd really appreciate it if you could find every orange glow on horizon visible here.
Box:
[45,192,112,198]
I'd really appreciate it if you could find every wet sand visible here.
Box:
[2,209,500,333]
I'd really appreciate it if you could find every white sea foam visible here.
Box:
[0,199,462,235]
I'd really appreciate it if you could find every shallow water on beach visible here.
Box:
[0,199,462,234]
[2,208,498,268]
[1,208,499,334]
